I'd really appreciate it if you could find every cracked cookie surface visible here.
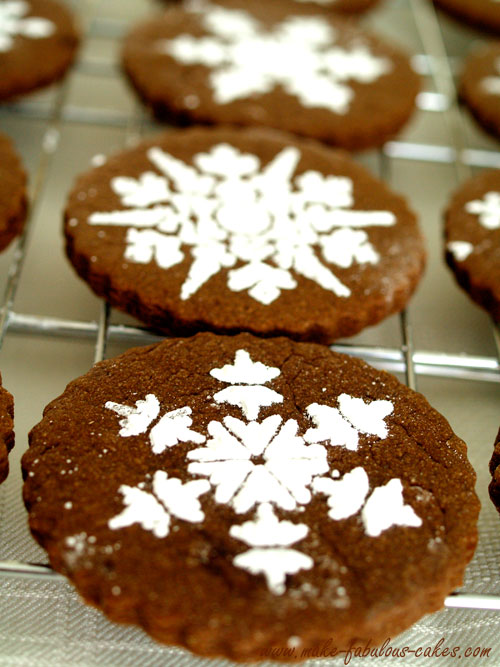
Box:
[23,332,479,661]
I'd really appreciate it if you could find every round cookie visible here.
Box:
[460,43,500,142]
[0,0,80,102]
[122,0,419,150]
[64,126,425,343]
[489,428,500,511]
[23,333,479,661]
[0,374,14,485]
[445,169,500,320]
[433,0,500,34]
[0,132,27,251]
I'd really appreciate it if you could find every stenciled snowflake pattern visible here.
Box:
[230,503,313,595]
[105,349,422,595]
[0,1,55,52]
[157,0,392,113]
[465,191,500,230]
[447,240,473,263]
[87,142,396,306]
[109,470,210,538]
[448,191,500,262]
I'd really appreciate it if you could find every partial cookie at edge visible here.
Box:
[121,0,419,150]
[444,168,500,320]
[0,375,14,485]
[0,0,80,102]
[433,0,500,34]
[0,133,27,252]
[460,42,500,142]
[490,429,500,512]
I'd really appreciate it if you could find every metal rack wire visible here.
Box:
[1,0,500,629]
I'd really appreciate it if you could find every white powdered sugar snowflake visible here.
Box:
[447,240,473,262]
[157,0,392,112]
[187,415,329,514]
[312,467,422,536]
[0,1,55,52]
[465,192,500,230]
[448,191,500,261]
[106,395,206,454]
[185,349,394,514]
[482,57,500,96]
[87,142,396,305]
[230,503,313,594]
[361,478,422,537]
[109,470,210,538]
[106,349,422,594]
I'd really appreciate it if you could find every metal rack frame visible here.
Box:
[0,0,500,616]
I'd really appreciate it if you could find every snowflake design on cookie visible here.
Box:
[157,1,392,112]
[0,1,55,52]
[109,471,210,538]
[106,395,205,454]
[465,191,500,229]
[106,349,422,594]
[449,191,500,261]
[187,414,328,514]
[447,240,473,262]
[185,350,393,514]
[230,503,313,594]
[88,143,396,305]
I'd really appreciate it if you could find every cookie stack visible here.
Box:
[16,0,482,662]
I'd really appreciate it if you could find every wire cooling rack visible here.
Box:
[1,0,500,663]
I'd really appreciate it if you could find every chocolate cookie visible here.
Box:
[489,429,500,511]
[444,169,500,320]
[460,43,500,141]
[23,332,479,661]
[0,132,27,251]
[433,0,500,34]
[0,0,80,102]
[64,127,425,343]
[287,0,381,14]
[0,374,14,485]
[167,0,382,16]
[122,0,419,150]
[296,0,381,12]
